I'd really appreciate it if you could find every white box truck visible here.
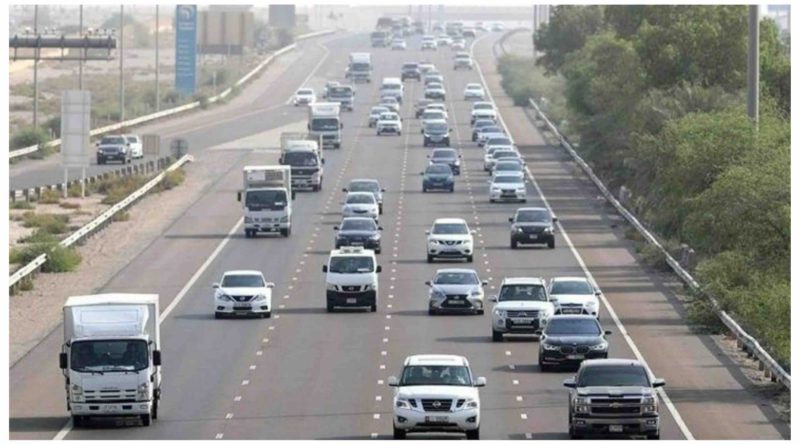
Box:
[346,52,372,83]
[279,133,324,192]
[239,165,295,237]
[308,102,342,149]
[59,294,162,427]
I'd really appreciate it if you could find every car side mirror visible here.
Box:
[212,283,220,289]
[237,191,242,202]
[481,280,488,286]
[563,378,577,388]
[387,376,399,387]
[652,378,666,388]
[552,216,558,223]
[321,158,326,165]
[333,226,339,230]
[292,191,297,200]
[425,230,430,235]
[595,290,601,296]
[490,296,497,302]
[475,377,487,387]
[59,352,68,369]
[420,172,424,176]
[322,265,328,273]
[376,265,382,273]
[307,124,311,130]
[152,350,162,366]
[508,217,514,223]
[425,280,432,286]
[342,188,348,192]
[449,128,452,132]
[340,123,344,129]
[604,330,612,335]
[378,226,384,231]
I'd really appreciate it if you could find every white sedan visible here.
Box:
[464,83,486,101]
[213,270,274,318]
[293,88,316,106]
[489,172,527,203]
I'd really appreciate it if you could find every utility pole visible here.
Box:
[119,5,125,123]
[78,5,83,90]
[33,5,39,128]
[532,5,538,58]
[155,5,160,111]
[747,5,759,123]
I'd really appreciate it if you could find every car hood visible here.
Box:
[514,222,551,228]
[327,273,376,286]
[343,204,377,211]
[428,234,471,242]
[543,335,604,346]
[218,286,268,296]
[338,230,379,238]
[396,385,479,399]
[495,301,553,311]
[549,294,597,305]
[431,283,482,295]
[492,181,525,188]
[575,386,655,397]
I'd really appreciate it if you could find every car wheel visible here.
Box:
[376,248,381,254]
[393,425,407,439]
[263,311,272,319]
[466,255,474,263]
[492,330,503,342]
[370,303,377,312]
[511,239,518,249]
[140,413,152,426]
[449,185,454,193]
[427,254,434,263]
[477,309,484,315]
[422,187,427,193]
[548,239,555,249]
[214,312,224,319]
[326,304,334,313]
[281,228,291,237]
[647,432,660,440]
[466,427,479,440]
[539,359,551,372]
[428,307,436,316]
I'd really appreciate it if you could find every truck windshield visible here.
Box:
[283,151,318,167]
[579,366,650,387]
[71,340,148,372]
[400,365,472,386]
[329,256,375,273]
[329,88,352,97]
[311,118,339,131]
[246,190,287,211]
[351,63,370,72]
[499,284,547,302]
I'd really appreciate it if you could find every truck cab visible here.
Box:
[327,85,355,111]
[59,294,162,427]
[239,165,294,237]
[280,133,324,192]
[347,52,372,83]
[308,102,343,149]
[322,246,381,312]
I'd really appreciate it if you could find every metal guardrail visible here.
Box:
[8,29,337,160]
[9,154,193,291]
[526,96,791,390]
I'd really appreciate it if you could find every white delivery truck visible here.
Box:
[279,132,324,192]
[239,165,295,237]
[59,294,162,427]
[347,52,372,83]
[308,102,342,149]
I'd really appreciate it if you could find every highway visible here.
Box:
[8,31,789,440]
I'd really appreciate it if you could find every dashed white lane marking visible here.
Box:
[525,433,533,439]
[249,365,257,370]
[381,350,387,356]
[383,338,389,343]
[216,433,224,439]
[268,326,275,330]
[513,379,519,385]
[505,350,512,356]
[509,364,516,370]
[386,315,392,319]
[380,364,386,370]
[225,413,234,419]
[274,314,280,319]
[371,433,379,439]
[377,379,384,385]
[256,350,263,356]
[234,396,242,402]
[241,380,249,386]
[385,325,391,330]
[520,413,528,420]
[373,413,381,420]
[376,395,383,401]
[262,338,269,343]
[516,396,523,402]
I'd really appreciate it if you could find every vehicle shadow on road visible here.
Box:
[9,416,67,433]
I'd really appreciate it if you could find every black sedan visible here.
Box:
[334,217,383,253]
[538,315,611,371]
[421,164,455,193]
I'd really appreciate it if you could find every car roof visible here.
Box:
[516,207,548,214]
[433,217,467,224]
[435,268,479,275]
[406,354,468,367]
[349,178,379,184]
[581,358,644,368]
[297,88,313,93]
[551,276,591,283]
[341,216,377,224]
[501,277,546,285]
[346,191,376,198]
[223,270,263,276]
[371,106,389,111]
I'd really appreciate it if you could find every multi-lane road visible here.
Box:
[9,31,789,440]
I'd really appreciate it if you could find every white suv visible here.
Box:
[213,270,274,319]
[342,191,379,220]
[376,112,403,135]
[389,354,486,439]
[548,277,601,317]
[323,247,382,312]
[426,269,487,315]
[490,277,554,341]
[426,218,475,263]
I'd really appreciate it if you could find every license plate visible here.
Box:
[234,305,250,310]
[529,235,539,240]
[346,298,357,304]
[567,354,584,360]
[101,405,118,412]
[609,425,623,433]
[512,319,533,324]
[425,416,449,424]
[449,300,465,305]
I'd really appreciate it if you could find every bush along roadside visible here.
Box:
[499,6,790,367]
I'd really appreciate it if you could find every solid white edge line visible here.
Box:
[470,33,695,441]
[54,217,244,440]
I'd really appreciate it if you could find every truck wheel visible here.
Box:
[393,425,407,439]
[428,307,436,316]
[466,427,480,440]
[140,413,152,426]
[379,204,383,215]
[151,398,159,420]
[548,239,555,249]
[422,186,427,193]
[72,415,84,428]
[492,330,503,342]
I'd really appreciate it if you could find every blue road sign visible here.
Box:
[175,5,197,96]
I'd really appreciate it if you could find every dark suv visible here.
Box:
[509,207,556,249]
[563,359,664,439]
[96,135,131,164]
[334,217,383,253]
[401,62,421,81]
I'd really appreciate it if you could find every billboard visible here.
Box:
[175,5,198,96]
[198,8,254,55]
[61,90,91,168]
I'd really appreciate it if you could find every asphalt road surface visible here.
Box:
[8,31,789,440]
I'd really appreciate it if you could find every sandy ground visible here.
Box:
[9,160,215,366]
[9,196,108,247]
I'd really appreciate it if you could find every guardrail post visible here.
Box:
[679,244,696,270]
[618,186,631,207]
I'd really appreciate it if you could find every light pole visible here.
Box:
[747,5,759,123]
[33,5,39,128]
[155,5,160,112]
[79,5,83,89]
[119,5,125,123]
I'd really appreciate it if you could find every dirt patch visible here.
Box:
[9,162,213,366]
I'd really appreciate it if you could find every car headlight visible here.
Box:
[542,342,560,351]
[543,226,554,234]
[218,294,233,302]
[244,217,253,223]
[516,188,526,193]
[280,215,289,223]
[137,382,150,401]
[71,384,85,402]
[514,226,524,233]
[428,239,439,245]
[371,233,381,240]
[586,300,599,310]
[364,283,377,291]
[395,398,413,409]
[326,283,338,291]
[253,294,267,302]
[643,395,658,412]
[589,342,608,351]
[573,396,590,413]
[461,398,479,409]
[539,309,552,319]
[469,289,482,297]
[494,308,507,318]
[430,289,447,300]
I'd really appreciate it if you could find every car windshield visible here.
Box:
[550,280,594,295]
[383,84,401,90]
[297,89,313,95]
[496,163,522,171]
[400,365,472,386]
[435,272,479,285]
[427,84,444,90]
[474,103,493,110]
[426,123,448,133]
[380,113,399,121]
[403,63,418,69]
[349,181,379,193]
[246,190,287,211]
[341,219,377,231]
[546,318,601,336]
[282,151,318,167]
[517,210,551,223]
[488,137,512,146]
[427,165,452,175]
[467,85,482,90]
[101,136,126,145]
[493,176,522,184]
[432,223,468,234]
[125,136,139,143]
[70,340,148,372]
[347,194,375,204]
[433,151,456,159]
[474,120,494,129]
[311,118,339,131]
[371,107,388,116]
[423,111,444,120]
[329,256,375,273]
[578,366,650,387]
[222,274,265,287]
[499,284,547,302]
[480,127,502,134]
[494,151,519,159]
[381,98,398,105]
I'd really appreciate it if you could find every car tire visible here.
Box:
[376,248,381,254]
[326,304,334,313]
[477,309,484,315]
[370,303,377,312]
[539,360,551,372]
[140,413,152,426]
[263,311,272,319]
[214,312,224,319]
[490,199,495,203]
[492,330,503,342]
[511,239,518,249]
[647,432,660,440]
[466,255,474,263]
[379,205,383,215]
[422,187,427,193]
[548,239,555,249]
[281,227,291,237]
[449,185,454,193]
[466,428,479,440]
[393,425,407,439]
[428,307,436,316]
[427,254,434,263]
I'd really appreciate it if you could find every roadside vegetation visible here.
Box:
[498,6,790,366]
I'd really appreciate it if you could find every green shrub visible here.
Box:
[43,245,82,272]
[19,229,60,244]
[638,243,669,271]
[10,126,50,150]
[111,211,130,222]
[157,168,186,191]
[9,247,25,264]
[39,189,61,204]
[68,183,86,198]
[10,201,34,210]
[59,201,81,210]
[21,212,70,234]
[194,93,210,109]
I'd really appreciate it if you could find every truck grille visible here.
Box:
[592,406,641,415]
[589,397,643,416]
[84,389,137,402]
[522,226,544,234]
[421,399,452,412]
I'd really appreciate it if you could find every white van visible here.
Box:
[380,77,405,104]
[322,247,381,312]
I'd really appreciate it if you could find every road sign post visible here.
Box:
[170,138,189,158]
[60,90,91,197]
